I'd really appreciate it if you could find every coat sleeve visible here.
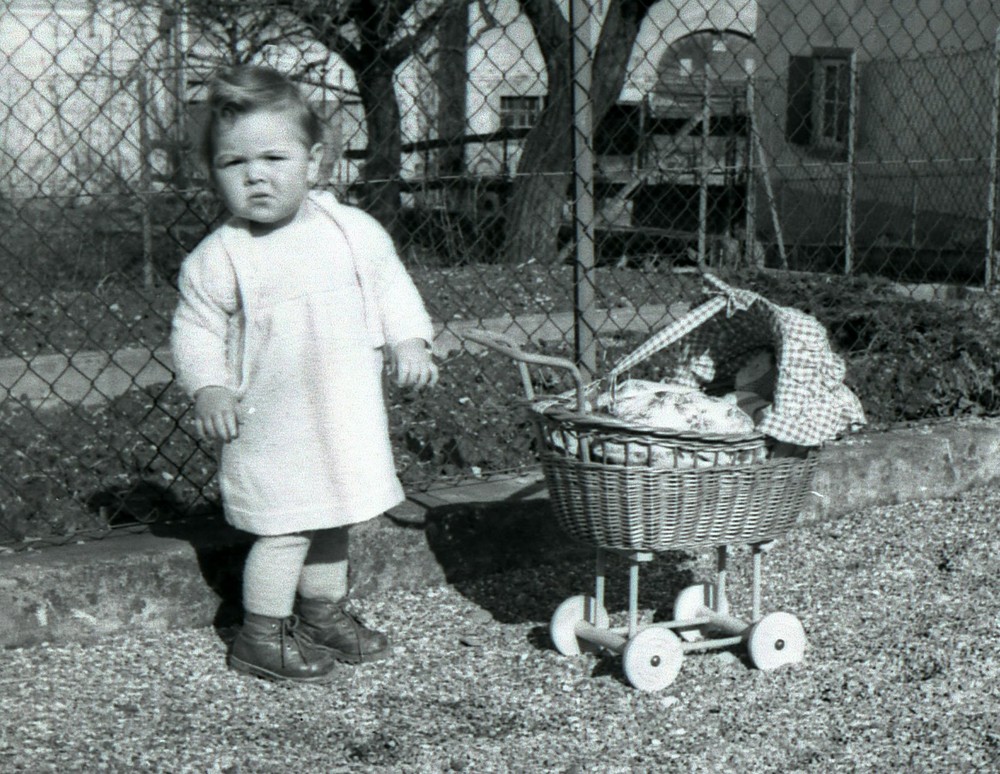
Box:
[170,234,242,397]
[351,209,435,348]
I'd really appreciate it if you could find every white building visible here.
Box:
[1,0,758,197]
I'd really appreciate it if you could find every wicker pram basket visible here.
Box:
[464,275,823,553]
[541,448,817,551]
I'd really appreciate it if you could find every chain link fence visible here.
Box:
[2,0,999,547]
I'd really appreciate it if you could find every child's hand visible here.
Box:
[193,386,240,442]
[390,338,439,389]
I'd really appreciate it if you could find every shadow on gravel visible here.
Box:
[422,497,697,641]
[142,504,249,643]
[150,515,250,641]
[88,479,249,643]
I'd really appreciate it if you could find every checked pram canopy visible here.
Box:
[658,277,866,447]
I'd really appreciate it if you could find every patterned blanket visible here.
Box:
[608,274,866,447]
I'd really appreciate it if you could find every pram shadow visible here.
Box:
[422,497,699,665]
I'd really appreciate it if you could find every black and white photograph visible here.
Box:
[0,0,998,770]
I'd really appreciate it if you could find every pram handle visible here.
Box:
[460,329,588,412]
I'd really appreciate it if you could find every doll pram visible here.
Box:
[463,273,861,691]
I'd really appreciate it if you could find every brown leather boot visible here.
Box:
[229,613,339,682]
[297,597,390,664]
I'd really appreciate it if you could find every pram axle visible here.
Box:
[550,544,806,691]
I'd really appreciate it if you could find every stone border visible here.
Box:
[2,416,1000,648]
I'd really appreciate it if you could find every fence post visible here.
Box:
[570,0,597,378]
[137,64,155,290]
[986,25,1000,291]
[844,50,858,275]
[172,2,188,185]
[697,57,712,266]
[743,60,758,267]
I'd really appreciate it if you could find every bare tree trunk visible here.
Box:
[357,65,404,239]
[503,0,572,265]
[137,67,155,289]
[502,0,650,264]
[504,90,572,264]
[436,4,468,181]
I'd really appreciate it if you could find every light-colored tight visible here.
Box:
[242,527,349,618]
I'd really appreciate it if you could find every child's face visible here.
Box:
[211,109,322,232]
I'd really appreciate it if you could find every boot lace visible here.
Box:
[279,615,315,667]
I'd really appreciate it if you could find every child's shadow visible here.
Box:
[88,481,249,644]
[149,513,249,643]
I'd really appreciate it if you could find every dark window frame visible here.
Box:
[500,95,544,130]
[786,48,854,157]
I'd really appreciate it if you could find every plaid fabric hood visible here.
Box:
[669,278,866,446]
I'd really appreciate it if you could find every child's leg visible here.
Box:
[297,526,349,602]
[296,526,390,663]
[230,532,337,682]
[243,533,312,615]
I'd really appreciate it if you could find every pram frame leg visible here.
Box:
[751,540,775,622]
[628,561,640,638]
[715,546,730,616]
[626,551,654,638]
[752,545,763,621]
[593,548,606,625]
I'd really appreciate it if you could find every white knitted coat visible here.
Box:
[171,192,434,535]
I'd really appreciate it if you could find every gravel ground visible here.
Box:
[2,489,999,773]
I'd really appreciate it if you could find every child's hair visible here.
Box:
[200,65,323,168]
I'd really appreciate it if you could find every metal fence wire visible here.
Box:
[2,0,1000,546]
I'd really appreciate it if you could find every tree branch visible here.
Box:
[383,1,454,66]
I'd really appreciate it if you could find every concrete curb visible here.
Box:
[3,417,1000,649]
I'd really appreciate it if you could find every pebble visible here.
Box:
[0,494,995,771]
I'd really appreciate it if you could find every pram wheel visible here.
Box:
[673,583,716,642]
[550,595,610,656]
[747,612,806,671]
[622,627,684,692]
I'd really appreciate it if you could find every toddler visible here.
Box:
[171,65,438,683]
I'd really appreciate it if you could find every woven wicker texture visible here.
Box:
[517,275,837,552]
[463,275,837,554]
[542,452,818,552]
[534,408,768,469]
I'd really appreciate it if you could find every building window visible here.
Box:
[814,56,851,147]
[786,50,854,154]
[500,95,543,130]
